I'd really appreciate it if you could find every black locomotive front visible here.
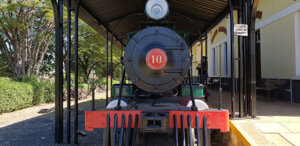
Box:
[124,27,190,94]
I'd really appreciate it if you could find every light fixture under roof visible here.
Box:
[145,0,169,20]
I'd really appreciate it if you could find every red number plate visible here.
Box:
[145,48,167,70]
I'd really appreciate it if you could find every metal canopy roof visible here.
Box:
[66,0,238,48]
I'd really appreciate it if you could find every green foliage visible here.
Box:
[31,81,45,105]
[17,75,55,105]
[95,78,119,85]
[43,83,55,102]
[16,75,38,82]
[78,83,89,92]
[0,77,33,112]
[95,78,121,89]
[0,77,12,82]
[75,21,123,82]
[0,0,55,77]
[0,0,53,31]
[0,0,123,84]
[0,54,13,77]
[31,81,55,104]
[40,44,55,76]
[0,76,55,113]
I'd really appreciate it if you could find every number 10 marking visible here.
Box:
[152,55,162,64]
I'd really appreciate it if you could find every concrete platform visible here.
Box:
[231,116,300,146]
[207,89,300,146]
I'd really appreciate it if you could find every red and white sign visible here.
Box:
[145,48,167,70]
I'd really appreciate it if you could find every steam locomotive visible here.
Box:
[85,0,229,145]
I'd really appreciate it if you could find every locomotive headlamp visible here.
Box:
[145,0,169,20]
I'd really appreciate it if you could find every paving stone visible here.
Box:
[271,116,300,123]
[281,133,300,146]
[233,120,273,145]
[281,123,300,132]
[251,116,275,122]
[253,122,290,133]
[265,134,293,146]
[251,116,300,123]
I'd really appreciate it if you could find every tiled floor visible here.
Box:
[207,89,300,146]
[232,116,300,145]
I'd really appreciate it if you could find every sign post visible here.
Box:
[234,24,248,36]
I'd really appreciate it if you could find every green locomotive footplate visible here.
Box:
[111,84,134,98]
[181,84,204,97]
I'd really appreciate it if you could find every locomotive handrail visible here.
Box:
[164,46,183,50]
[164,69,183,73]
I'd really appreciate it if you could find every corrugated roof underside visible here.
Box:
[67,0,234,48]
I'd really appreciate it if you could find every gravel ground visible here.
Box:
[0,93,106,146]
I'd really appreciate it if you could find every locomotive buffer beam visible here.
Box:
[85,110,229,146]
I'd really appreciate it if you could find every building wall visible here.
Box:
[192,42,200,76]
[195,1,300,80]
[192,41,206,76]
[205,11,239,78]
[259,14,295,79]
[191,0,300,102]
[210,18,228,44]
[207,19,225,77]
[206,17,229,78]
[256,0,300,23]
[256,0,300,79]
[296,11,300,76]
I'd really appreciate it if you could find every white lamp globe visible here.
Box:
[145,0,169,20]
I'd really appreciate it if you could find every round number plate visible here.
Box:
[145,48,167,70]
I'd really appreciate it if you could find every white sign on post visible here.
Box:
[234,24,248,36]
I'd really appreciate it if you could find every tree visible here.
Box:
[0,54,13,77]
[0,0,54,77]
[76,22,122,82]
[40,42,55,76]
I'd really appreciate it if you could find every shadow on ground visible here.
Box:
[0,98,106,146]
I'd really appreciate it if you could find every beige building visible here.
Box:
[193,0,300,102]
